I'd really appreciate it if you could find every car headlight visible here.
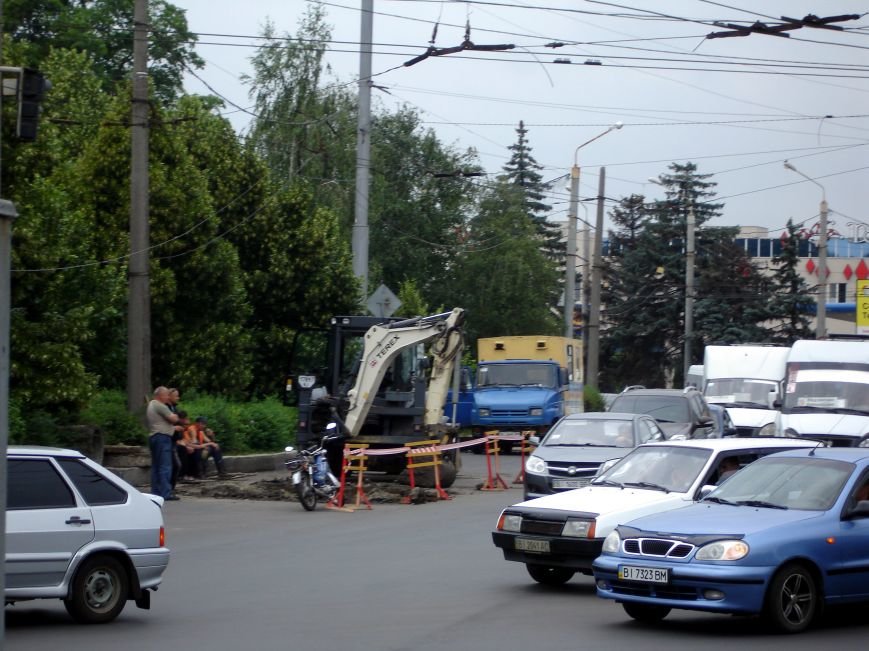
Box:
[562,518,596,538]
[478,408,490,417]
[695,540,749,561]
[602,530,621,553]
[498,513,522,532]
[529,408,543,416]
[525,455,546,474]
[757,422,777,437]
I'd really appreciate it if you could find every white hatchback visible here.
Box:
[5,446,170,623]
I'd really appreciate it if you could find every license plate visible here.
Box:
[553,479,589,489]
[515,538,550,553]
[618,565,669,583]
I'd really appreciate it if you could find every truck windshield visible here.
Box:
[782,368,869,414]
[705,379,778,407]
[477,363,557,388]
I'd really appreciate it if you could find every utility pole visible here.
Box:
[684,200,696,384]
[564,165,579,338]
[128,0,150,412]
[586,168,605,390]
[581,208,590,361]
[352,0,373,304]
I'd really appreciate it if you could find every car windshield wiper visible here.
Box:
[787,405,833,413]
[590,478,623,488]
[727,401,768,409]
[703,496,738,506]
[735,499,787,510]
[549,443,610,447]
[623,481,669,492]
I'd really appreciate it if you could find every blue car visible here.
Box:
[592,448,869,633]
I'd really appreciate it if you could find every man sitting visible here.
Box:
[184,416,228,478]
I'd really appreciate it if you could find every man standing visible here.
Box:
[146,386,180,500]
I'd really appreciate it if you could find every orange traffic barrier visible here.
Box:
[480,431,509,491]
[331,443,372,511]
[402,440,450,503]
[513,431,538,485]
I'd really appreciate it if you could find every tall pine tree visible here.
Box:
[767,219,815,343]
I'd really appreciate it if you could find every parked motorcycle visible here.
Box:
[284,424,344,511]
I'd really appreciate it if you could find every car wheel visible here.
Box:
[64,555,129,624]
[763,563,818,633]
[622,602,670,623]
[525,564,574,586]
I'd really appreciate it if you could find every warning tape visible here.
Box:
[342,433,527,457]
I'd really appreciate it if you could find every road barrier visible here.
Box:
[402,440,450,503]
[333,443,372,511]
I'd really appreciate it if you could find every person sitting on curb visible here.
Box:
[185,416,228,478]
[175,411,201,481]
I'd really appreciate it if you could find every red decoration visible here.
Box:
[844,264,853,280]
[806,259,816,274]
[857,259,869,280]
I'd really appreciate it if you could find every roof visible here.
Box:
[637,437,820,453]
[7,445,86,458]
[764,447,869,463]
[616,388,699,397]
[562,412,649,421]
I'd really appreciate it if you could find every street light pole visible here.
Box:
[784,160,827,339]
[564,122,623,340]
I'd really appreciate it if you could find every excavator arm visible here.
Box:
[343,308,465,437]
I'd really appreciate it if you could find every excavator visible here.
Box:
[288,308,466,486]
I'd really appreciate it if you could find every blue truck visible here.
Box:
[465,336,584,452]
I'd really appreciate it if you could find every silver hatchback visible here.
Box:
[5,446,170,623]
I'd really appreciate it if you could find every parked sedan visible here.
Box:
[593,447,869,633]
[523,412,665,499]
[492,438,818,586]
[5,446,170,623]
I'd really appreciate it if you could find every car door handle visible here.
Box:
[65,516,91,525]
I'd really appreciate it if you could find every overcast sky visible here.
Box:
[174,0,869,239]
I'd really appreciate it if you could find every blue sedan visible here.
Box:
[592,448,869,633]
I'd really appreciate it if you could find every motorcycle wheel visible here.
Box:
[295,475,317,511]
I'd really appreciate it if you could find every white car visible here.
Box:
[5,446,171,623]
[492,438,819,586]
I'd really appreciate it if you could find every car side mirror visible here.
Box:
[651,431,664,441]
[698,485,716,499]
[528,435,540,446]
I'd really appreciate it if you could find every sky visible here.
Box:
[174,0,869,239]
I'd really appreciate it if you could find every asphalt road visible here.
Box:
[6,452,869,650]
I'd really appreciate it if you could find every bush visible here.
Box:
[583,385,607,413]
[81,390,148,445]
[9,398,26,444]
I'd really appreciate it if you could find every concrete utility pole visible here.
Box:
[564,166,580,339]
[128,0,151,412]
[586,168,606,390]
[684,200,696,384]
[784,160,827,339]
[352,0,373,303]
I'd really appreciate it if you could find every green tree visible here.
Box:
[767,220,814,343]
[452,181,560,349]
[4,0,203,101]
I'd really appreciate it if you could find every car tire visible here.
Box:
[525,564,574,586]
[622,602,670,623]
[763,563,819,633]
[64,555,129,624]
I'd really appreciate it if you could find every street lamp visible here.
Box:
[648,176,695,384]
[565,122,623,340]
[784,160,828,339]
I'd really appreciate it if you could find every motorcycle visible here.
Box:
[284,423,344,511]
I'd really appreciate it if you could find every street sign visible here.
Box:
[857,279,869,335]
[366,284,401,317]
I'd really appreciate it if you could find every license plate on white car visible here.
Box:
[515,538,550,553]
[618,565,669,583]
[553,479,589,489]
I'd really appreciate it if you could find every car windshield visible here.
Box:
[610,394,690,423]
[705,379,778,407]
[477,363,557,388]
[542,419,634,448]
[596,445,710,493]
[782,369,869,415]
[709,456,853,510]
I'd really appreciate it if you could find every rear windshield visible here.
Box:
[611,394,689,423]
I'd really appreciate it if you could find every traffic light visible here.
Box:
[17,68,51,142]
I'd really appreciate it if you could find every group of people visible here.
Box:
[146,386,227,501]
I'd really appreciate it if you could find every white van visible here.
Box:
[703,345,789,437]
[775,339,869,447]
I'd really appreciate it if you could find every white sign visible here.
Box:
[366,284,401,317]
